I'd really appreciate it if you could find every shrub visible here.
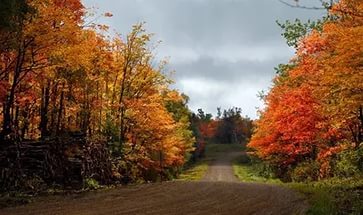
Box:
[246,153,277,179]
[84,178,100,190]
[333,146,363,178]
[291,160,319,182]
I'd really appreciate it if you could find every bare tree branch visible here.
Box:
[278,0,327,10]
[279,0,363,18]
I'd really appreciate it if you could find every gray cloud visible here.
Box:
[83,0,325,118]
[171,55,285,82]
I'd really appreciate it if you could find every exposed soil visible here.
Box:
[0,150,308,215]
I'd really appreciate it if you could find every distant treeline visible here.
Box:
[190,107,253,159]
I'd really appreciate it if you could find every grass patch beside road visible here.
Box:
[178,161,209,181]
[287,178,363,215]
[233,158,281,184]
[233,153,363,215]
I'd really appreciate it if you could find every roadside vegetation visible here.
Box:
[233,155,281,184]
[178,161,209,181]
[233,153,363,215]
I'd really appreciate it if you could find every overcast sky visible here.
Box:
[82,0,325,119]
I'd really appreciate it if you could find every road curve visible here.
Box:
[0,151,308,215]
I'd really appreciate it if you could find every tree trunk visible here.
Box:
[56,83,65,135]
[50,82,58,135]
[40,80,50,138]
[1,43,25,140]
[119,60,129,145]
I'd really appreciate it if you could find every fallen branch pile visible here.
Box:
[0,136,113,192]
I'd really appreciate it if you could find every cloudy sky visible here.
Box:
[82,0,325,119]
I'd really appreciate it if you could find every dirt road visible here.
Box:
[0,149,308,215]
[202,151,241,182]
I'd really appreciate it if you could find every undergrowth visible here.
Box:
[233,153,363,215]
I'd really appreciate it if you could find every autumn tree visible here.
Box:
[0,0,85,140]
[249,0,363,180]
[0,0,196,186]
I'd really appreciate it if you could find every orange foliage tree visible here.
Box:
[0,0,194,183]
[249,0,362,180]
